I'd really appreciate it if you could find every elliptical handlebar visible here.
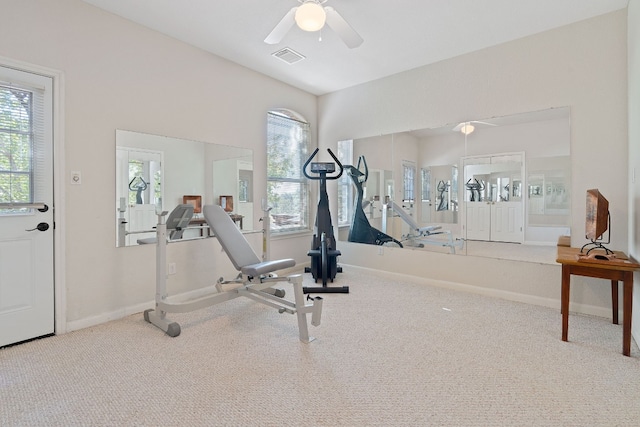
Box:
[356,155,369,183]
[303,148,344,180]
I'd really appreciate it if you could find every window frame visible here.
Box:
[402,161,416,203]
[336,139,354,227]
[0,83,40,215]
[266,110,311,234]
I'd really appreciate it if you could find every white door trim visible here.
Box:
[0,55,66,335]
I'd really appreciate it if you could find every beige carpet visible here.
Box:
[1,268,639,426]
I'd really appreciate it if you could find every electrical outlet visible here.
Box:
[168,262,177,275]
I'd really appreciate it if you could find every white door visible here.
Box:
[127,205,158,245]
[463,153,524,244]
[115,147,163,246]
[421,200,432,223]
[491,201,523,243]
[0,67,54,347]
[466,201,491,240]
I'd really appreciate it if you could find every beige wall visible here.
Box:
[0,0,636,336]
[319,11,629,317]
[628,0,640,345]
[0,0,316,329]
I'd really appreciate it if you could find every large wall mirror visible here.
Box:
[337,134,395,243]
[115,130,253,247]
[337,107,571,262]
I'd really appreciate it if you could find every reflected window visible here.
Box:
[238,177,248,202]
[421,168,431,202]
[402,161,416,202]
[267,110,310,232]
[337,140,353,227]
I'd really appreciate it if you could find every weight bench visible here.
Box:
[137,204,194,245]
[144,204,323,343]
[391,201,464,254]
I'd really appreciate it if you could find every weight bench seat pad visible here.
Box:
[203,204,295,276]
[241,259,295,277]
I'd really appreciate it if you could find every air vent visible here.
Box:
[272,47,305,64]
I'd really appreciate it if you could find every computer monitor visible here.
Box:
[585,189,609,240]
[583,189,611,254]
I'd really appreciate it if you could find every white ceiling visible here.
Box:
[81,0,629,96]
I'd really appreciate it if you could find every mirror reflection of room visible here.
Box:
[115,130,254,247]
[463,153,525,244]
[337,135,395,244]
[421,164,458,224]
[337,107,571,261]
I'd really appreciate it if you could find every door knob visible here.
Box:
[26,222,49,232]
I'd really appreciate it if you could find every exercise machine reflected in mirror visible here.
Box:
[135,204,194,245]
[338,107,571,262]
[344,155,402,248]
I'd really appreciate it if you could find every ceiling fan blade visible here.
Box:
[324,6,363,49]
[264,7,297,44]
[471,121,497,126]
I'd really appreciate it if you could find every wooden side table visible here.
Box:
[229,214,243,230]
[556,246,639,356]
[189,214,244,237]
[188,217,211,237]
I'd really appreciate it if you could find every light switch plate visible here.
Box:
[71,171,82,185]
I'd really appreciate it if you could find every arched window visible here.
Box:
[266,110,310,232]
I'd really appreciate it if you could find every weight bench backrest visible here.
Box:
[137,204,194,245]
[203,204,296,277]
[391,201,419,231]
[391,201,441,235]
[167,204,195,239]
[203,204,261,271]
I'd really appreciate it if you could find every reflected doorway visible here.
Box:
[463,153,524,243]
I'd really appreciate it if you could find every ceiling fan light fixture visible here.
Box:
[295,1,326,32]
[460,123,475,135]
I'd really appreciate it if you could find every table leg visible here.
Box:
[561,265,570,342]
[611,280,619,325]
[623,273,633,357]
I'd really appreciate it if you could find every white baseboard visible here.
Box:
[523,240,557,247]
[66,301,152,333]
[64,267,309,333]
[344,264,618,319]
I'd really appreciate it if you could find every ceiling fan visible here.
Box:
[264,0,363,49]
[453,121,497,135]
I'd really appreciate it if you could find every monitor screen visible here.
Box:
[585,189,609,241]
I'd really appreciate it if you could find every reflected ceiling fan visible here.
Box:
[264,0,363,49]
[453,121,497,135]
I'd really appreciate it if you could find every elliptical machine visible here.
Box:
[303,148,348,294]
[344,155,403,248]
